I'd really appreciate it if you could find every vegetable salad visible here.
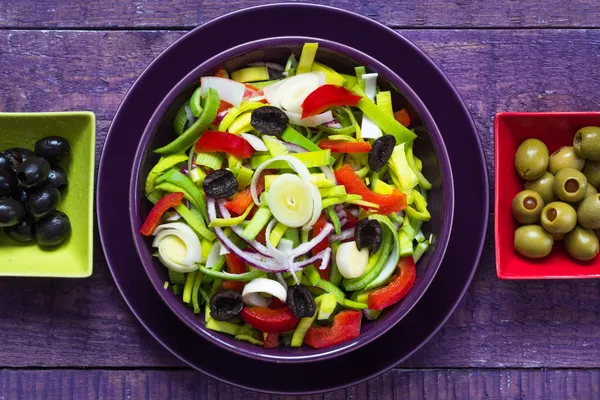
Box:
[141,42,434,349]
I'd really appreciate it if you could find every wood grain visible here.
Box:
[1,0,600,29]
[1,369,600,399]
[1,29,600,370]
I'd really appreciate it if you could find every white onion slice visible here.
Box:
[250,155,312,206]
[205,242,222,269]
[263,72,325,112]
[285,110,334,127]
[267,174,314,228]
[242,278,287,305]
[200,76,245,107]
[277,238,294,252]
[360,73,382,139]
[241,133,268,151]
[243,292,269,307]
[275,273,288,291]
[152,222,202,266]
[330,227,356,242]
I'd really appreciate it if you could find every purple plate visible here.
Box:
[130,36,454,363]
[97,3,487,394]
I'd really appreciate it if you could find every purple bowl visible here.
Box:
[130,36,454,363]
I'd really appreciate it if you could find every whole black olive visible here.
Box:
[203,169,238,199]
[250,106,289,137]
[355,219,383,252]
[46,164,69,190]
[0,168,17,196]
[35,136,71,160]
[13,187,28,204]
[286,285,316,318]
[27,185,61,218]
[5,215,35,242]
[0,152,11,170]
[0,197,25,227]
[368,135,396,172]
[209,290,244,321]
[4,148,35,173]
[15,156,51,188]
[34,210,71,246]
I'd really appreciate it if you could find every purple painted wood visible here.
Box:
[1,0,599,28]
[1,29,600,370]
[1,369,599,399]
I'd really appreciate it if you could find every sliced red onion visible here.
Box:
[248,62,285,71]
[339,217,348,228]
[348,208,359,217]
[292,247,332,271]
[215,108,231,124]
[217,199,271,256]
[275,273,288,291]
[336,208,347,220]
[330,227,355,242]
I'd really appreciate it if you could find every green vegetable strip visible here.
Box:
[145,153,188,195]
[319,186,346,198]
[235,335,264,346]
[297,43,318,74]
[154,182,197,210]
[398,231,414,257]
[301,229,310,244]
[376,91,394,117]
[168,270,186,285]
[341,73,358,90]
[414,230,426,243]
[305,266,345,303]
[252,79,281,89]
[175,204,213,239]
[236,166,254,190]
[173,102,189,136]
[405,190,431,221]
[195,152,223,170]
[283,228,300,247]
[227,154,242,176]
[355,66,367,91]
[291,296,322,347]
[163,281,169,289]
[171,284,183,295]
[198,266,265,281]
[241,207,272,241]
[231,66,269,83]
[281,126,322,153]
[326,207,341,235]
[265,173,334,190]
[249,150,331,169]
[363,309,383,320]
[190,86,204,117]
[317,293,337,320]
[182,271,197,304]
[189,167,206,184]
[329,241,342,286]
[269,222,288,247]
[365,214,401,289]
[370,171,380,190]
[343,229,392,291]
[342,298,368,310]
[192,272,207,314]
[263,135,289,157]
[284,53,298,77]
[406,145,432,190]
[310,130,325,144]
[321,194,363,209]
[157,169,207,221]
[147,191,162,205]
[155,88,220,155]
[351,84,416,144]
[209,204,253,228]
[206,319,242,336]
[413,241,429,263]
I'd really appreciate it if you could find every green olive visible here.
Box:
[548,146,585,174]
[585,184,598,198]
[552,232,565,241]
[564,225,599,261]
[540,201,577,233]
[514,225,554,259]
[553,168,588,202]
[574,127,600,161]
[582,160,600,188]
[577,194,600,229]
[515,139,549,180]
[511,190,544,224]
[524,171,556,204]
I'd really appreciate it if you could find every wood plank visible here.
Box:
[1,369,600,399]
[1,0,600,29]
[1,29,600,368]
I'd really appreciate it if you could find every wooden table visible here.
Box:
[1,1,600,398]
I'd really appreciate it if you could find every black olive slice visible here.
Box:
[368,135,396,172]
[203,169,238,199]
[209,290,244,321]
[355,219,383,252]
[286,285,316,318]
[250,106,289,137]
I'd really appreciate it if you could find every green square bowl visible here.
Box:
[0,112,95,277]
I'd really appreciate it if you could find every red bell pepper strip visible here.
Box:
[301,85,362,119]
[222,253,247,292]
[344,210,359,228]
[224,170,269,215]
[263,332,279,348]
[334,164,406,215]
[268,297,287,310]
[214,66,229,79]
[311,213,330,280]
[318,140,372,153]
[394,108,411,127]
[139,192,185,236]
[368,256,416,310]
[195,130,255,159]
[304,310,362,349]
[240,307,299,333]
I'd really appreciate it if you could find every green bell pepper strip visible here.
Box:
[291,295,323,347]
[328,241,342,286]
[325,207,341,235]
[173,102,189,136]
[183,271,197,304]
[154,182,196,210]
[190,86,203,117]
[406,145,432,190]
[235,335,264,346]
[398,231,414,257]
[209,204,253,228]
[155,88,220,155]
[305,266,345,303]
[206,318,242,336]
[342,298,368,310]
[174,204,215,241]
[156,169,208,223]
[342,228,393,291]
[145,154,188,195]
[192,272,209,314]
[198,266,265,281]
[351,84,416,144]
[365,214,401,290]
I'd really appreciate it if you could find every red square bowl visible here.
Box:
[495,112,600,279]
